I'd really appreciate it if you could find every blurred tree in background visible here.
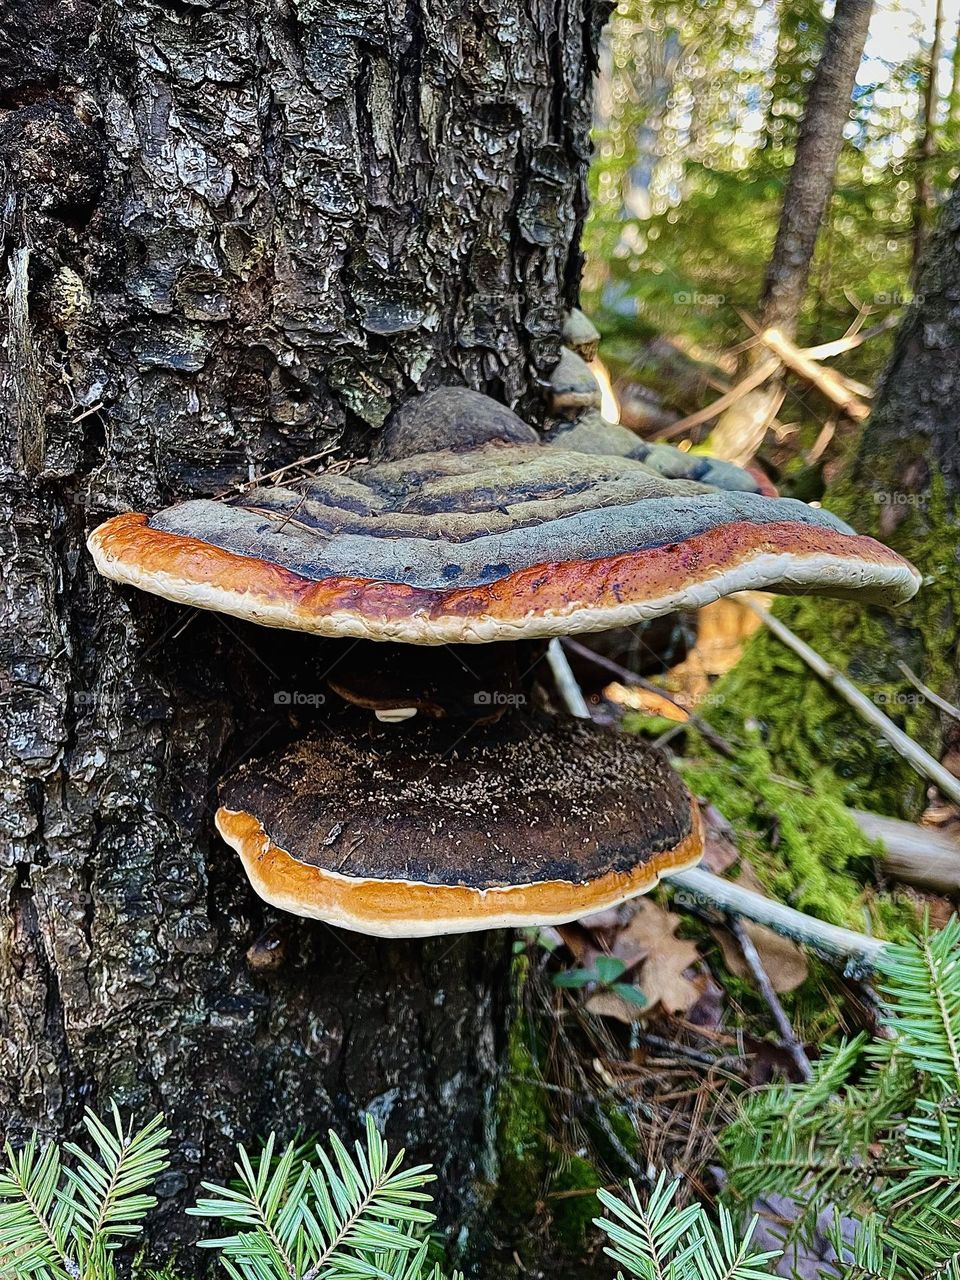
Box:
[584,0,958,394]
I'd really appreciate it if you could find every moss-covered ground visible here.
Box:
[704,472,959,818]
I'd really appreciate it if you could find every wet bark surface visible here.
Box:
[0,0,605,1263]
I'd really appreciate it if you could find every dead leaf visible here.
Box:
[555,922,598,965]
[700,803,740,875]
[603,682,688,720]
[711,860,808,993]
[714,922,809,994]
[586,989,646,1024]
[685,973,726,1029]
[614,900,701,1015]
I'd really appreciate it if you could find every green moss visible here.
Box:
[493,958,633,1265]
[547,1156,601,1252]
[680,732,878,926]
[675,729,915,938]
[704,470,960,818]
[495,955,550,1225]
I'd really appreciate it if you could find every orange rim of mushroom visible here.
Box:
[88,512,920,645]
[215,802,705,938]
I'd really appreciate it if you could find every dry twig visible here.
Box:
[727,917,813,1081]
[742,599,960,807]
[896,660,960,724]
[560,637,738,759]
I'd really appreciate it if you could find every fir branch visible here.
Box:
[876,918,960,1092]
[0,1108,168,1280]
[0,1137,75,1280]
[191,1115,435,1280]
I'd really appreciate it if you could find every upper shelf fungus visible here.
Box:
[88,386,920,646]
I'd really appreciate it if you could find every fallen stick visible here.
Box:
[664,866,887,975]
[896,660,960,724]
[547,638,592,719]
[754,327,870,421]
[742,600,960,808]
[801,313,900,361]
[728,916,813,1081]
[560,637,738,759]
[655,357,782,440]
[850,809,960,896]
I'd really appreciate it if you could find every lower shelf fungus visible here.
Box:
[215,711,703,937]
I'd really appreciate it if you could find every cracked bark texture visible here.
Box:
[0,0,605,1264]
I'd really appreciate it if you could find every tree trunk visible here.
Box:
[758,0,874,339]
[0,0,606,1265]
[912,0,945,274]
[705,0,873,465]
[706,177,960,818]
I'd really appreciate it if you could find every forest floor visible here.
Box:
[490,579,959,1280]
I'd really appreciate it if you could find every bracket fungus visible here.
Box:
[547,347,605,417]
[214,712,703,937]
[87,376,920,937]
[544,411,779,496]
[88,387,918,649]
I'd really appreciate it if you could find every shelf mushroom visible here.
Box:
[562,308,601,362]
[88,387,919,647]
[87,384,920,936]
[544,411,779,496]
[214,713,703,937]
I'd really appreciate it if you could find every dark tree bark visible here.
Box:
[0,0,606,1264]
[758,0,874,339]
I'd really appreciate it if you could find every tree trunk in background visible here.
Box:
[758,0,874,339]
[706,0,873,466]
[0,0,605,1263]
[850,173,960,729]
[949,14,960,132]
[912,0,945,274]
[709,177,960,819]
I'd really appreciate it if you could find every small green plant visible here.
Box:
[553,954,647,1009]
[0,1103,170,1280]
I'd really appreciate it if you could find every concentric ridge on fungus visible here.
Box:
[87,388,920,645]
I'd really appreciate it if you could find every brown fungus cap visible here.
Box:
[88,386,920,645]
[215,713,703,937]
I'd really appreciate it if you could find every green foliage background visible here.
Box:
[583,0,959,388]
